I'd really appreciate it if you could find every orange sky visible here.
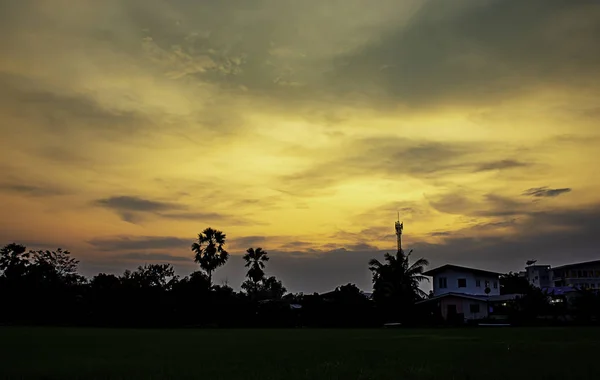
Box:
[1,0,599,292]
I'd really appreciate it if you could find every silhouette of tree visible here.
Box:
[369,249,429,320]
[124,264,178,290]
[31,248,84,285]
[90,273,121,292]
[261,276,286,300]
[510,287,550,322]
[191,228,229,286]
[243,247,269,284]
[0,243,31,279]
[572,288,600,323]
[500,271,532,295]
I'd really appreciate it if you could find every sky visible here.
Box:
[1,0,599,293]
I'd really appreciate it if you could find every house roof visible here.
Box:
[551,260,600,271]
[422,264,502,277]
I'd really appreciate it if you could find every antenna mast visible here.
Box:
[394,212,403,253]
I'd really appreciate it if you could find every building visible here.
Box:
[550,260,600,289]
[524,264,553,288]
[418,264,504,321]
[423,264,501,297]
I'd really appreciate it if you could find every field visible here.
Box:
[1,327,599,379]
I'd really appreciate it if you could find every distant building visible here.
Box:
[551,260,600,289]
[524,264,553,288]
[520,260,600,290]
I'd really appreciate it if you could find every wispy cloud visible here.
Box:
[88,236,191,251]
[523,187,572,198]
[117,252,191,262]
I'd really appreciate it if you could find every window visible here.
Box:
[476,280,481,287]
[493,281,498,289]
[438,277,448,289]
[485,280,490,289]
[469,304,480,313]
[458,278,467,288]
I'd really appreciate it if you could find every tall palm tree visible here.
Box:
[243,247,269,285]
[368,249,429,306]
[191,228,229,286]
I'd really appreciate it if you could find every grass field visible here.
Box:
[1,327,599,379]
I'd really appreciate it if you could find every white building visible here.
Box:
[423,264,501,297]
[418,264,504,321]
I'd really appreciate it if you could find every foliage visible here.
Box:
[572,288,600,323]
[369,248,429,321]
[500,271,532,295]
[243,247,269,284]
[191,227,229,285]
[31,248,84,285]
[0,243,30,278]
[124,264,178,290]
[242,275,287,300]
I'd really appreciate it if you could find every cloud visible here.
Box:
[475,160,529,172]
[0,183,64,197]
[88,236,190,251]
[93,195,185,223]
[428,191,532,218]
[0,72,147,138]
[228,236,269,250]
[117,252,191,262]
[329,0,600,109]
[93,195,256,225]
[412,205,600,271]
[94,196,183,213]
[279,137,530,194]
[523,187,572,198]
[212,204,600,293]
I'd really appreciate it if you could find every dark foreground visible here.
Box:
[1,327,599,379]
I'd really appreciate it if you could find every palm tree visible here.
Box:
[243,247,269,285]
[191,228,229,286]
[368,249,429,307]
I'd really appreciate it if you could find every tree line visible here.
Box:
[1,227,599,327]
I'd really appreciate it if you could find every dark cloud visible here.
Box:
[329,0,600,108]
[88,236,190,251]
[0,72,145,136]
[523,187,572,198]
[92,195,254,225]
[280,137,529,194]
[93,195,185,223]
[117,252,191,262]
[412,205,600,272]
[279,241,315,250]
[94,196,183,212]
[430,231,452,237]
[218,204,600,293]
[475,160,529,172]
[77,203,600,293]
[428,191,531,218]
[0,183,64,197]
[228,235,268,250]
